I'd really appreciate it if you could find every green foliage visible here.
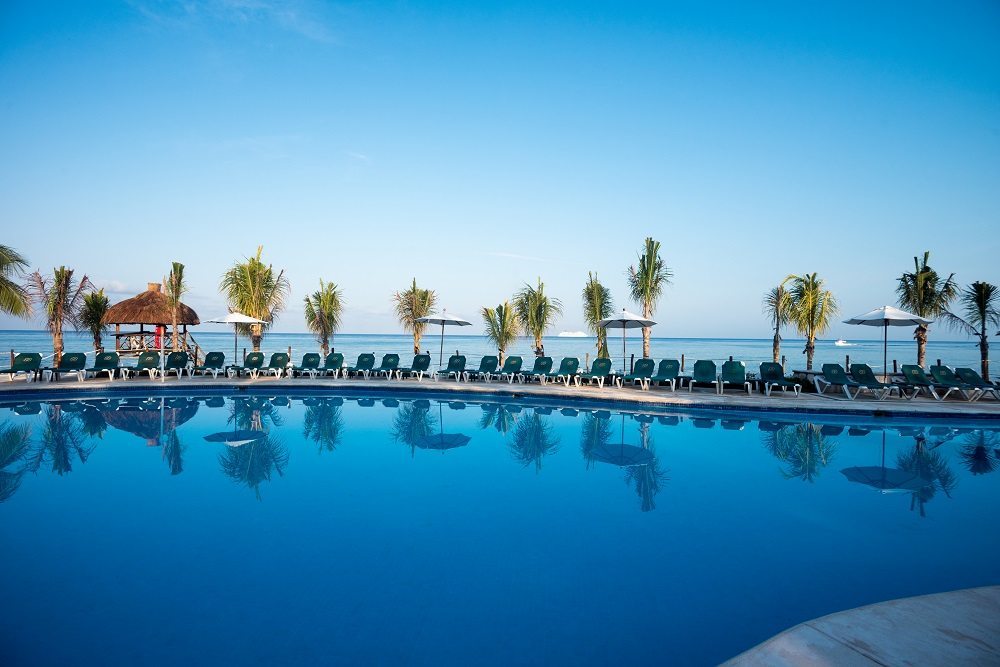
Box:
[761,423,835,483]
[303,400,345,453]
[514,277,562,350]
[0,244,31,318]
[762,280,792,362]
[393,278,436,353]
[582,272,613,358]
[219,246,290,351]
[786,272,839,369]
[79,289,110,351]
[510,411,559,472]
[27,266,92,362]
[943,281,999,380]
[303,279,344,355]
[482,300,519,362]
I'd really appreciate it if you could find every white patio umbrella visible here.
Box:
[415,310,472,368]
[843,305,932,380]
[597,308,657,374]
[207,312,268,366]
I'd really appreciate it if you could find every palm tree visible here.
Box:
[896,438,956,518]
[896,252,957,368]
[26,405,93,476]
[303,399,345,453]
[165,262,186,351]
[514,278,563,354]
[219,246,290,352]
[303,280,344,356]
[218,434,288,501]
[762,280,792,364]
[942,281,999,381]
[0,422,31,503]
[957,430,999,476]
[482,300,519,365]
[393,278,436,354]
[79,289,110,352]
[0,244,31,318]
[27,267,92,365]
[509,411,559,472]
[392,401,436,454]
[579,412,613,466]
[627,237,672,358]
[582,272,614,358]
[786,273,839,370]
[162,430,184,476]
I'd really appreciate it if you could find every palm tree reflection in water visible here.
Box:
[0,422,32,502]
[958,430,999,476]
[624,422,669,512]
[761,423,836,483]
[26,406,93,476]
[220,398,289,500]
[479,403,519,435]
[392,401,436,455]
[303,399,345,454]
[510,410,559,472]
[897,436,957,518]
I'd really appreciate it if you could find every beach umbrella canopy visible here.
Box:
[843,306,932,380]
[415,309,472,368]
[597,309,657,373]
[207,312,268,365]
[586,413,654,467]
[204,430,266,447]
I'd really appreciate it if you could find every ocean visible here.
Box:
[0,329,989,375]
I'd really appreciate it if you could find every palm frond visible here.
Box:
[0,244,31,318]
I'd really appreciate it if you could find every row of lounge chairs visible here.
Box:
[814,363,998,402]
[2,350,998,403]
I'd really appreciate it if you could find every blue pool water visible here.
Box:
[2,391,999,665]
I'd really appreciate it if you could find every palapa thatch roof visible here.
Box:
[101,402,200,444]
[102,283,200,326]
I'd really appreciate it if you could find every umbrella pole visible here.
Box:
[439,322,445,369]
[883,322,888,382]
[623,328,627,374]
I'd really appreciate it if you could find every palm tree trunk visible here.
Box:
[251,324,262,352]
[172,307,179,352]
[772,329,781,363]
[980,332,990,381]
[535,333,543,355]
[53,326,63,367]
[93,332,102,353]
[321,337,329,357]
[914,325,928,367]
[642,305,652,358]
[804,335,815,370]
[498,348,505,366]
[413,332,421,355]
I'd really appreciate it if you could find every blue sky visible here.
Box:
[2,1,997,340]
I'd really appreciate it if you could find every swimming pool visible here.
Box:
[2,391,998,665]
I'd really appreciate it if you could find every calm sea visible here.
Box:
[0,329,989,374]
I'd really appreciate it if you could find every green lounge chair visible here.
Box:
[897,365,951,401]
[929,366,981,401]
[1,353,42,382]
[192,352,227,378]
[849,364,900,400]
[465,356,499,382]
[126,351,161,379]
[164,351,189,379]
[493,356,523,383]
[436,354,467,382]
[758,362,801,397]
[649,359,681,390]
[399,354,431,381]
[232,352,265,378]
[814,364,863,400]
[955,368,1000,401]
[292,353,322,378]
[621,358,656,390]
[320,352,345,378]
[688,360,718,393]
[86,352,121,381]
[263,353,289,378]
[372,354,400,379]
[45,352,88,382]
[520,356,552,384]
[718,361,752,395]
[346,353,376,378]
[578,358,614,388]
[545,357,579,386]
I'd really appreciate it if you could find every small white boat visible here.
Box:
[557,331,588,338]
[834,339,851,347]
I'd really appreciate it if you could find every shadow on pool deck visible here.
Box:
[724,586,1000,666]
[2,375,999,421]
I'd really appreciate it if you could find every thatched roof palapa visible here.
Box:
[103,283,200,326]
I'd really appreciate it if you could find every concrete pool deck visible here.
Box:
[724,585,1000,666]
[1,374,999,422]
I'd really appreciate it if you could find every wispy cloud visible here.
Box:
[130,0,336,43]
[486,251,547,262]
[345,151,371,164]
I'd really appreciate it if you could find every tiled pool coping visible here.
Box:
[2,375,999,422]
[724,585,1000,666]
